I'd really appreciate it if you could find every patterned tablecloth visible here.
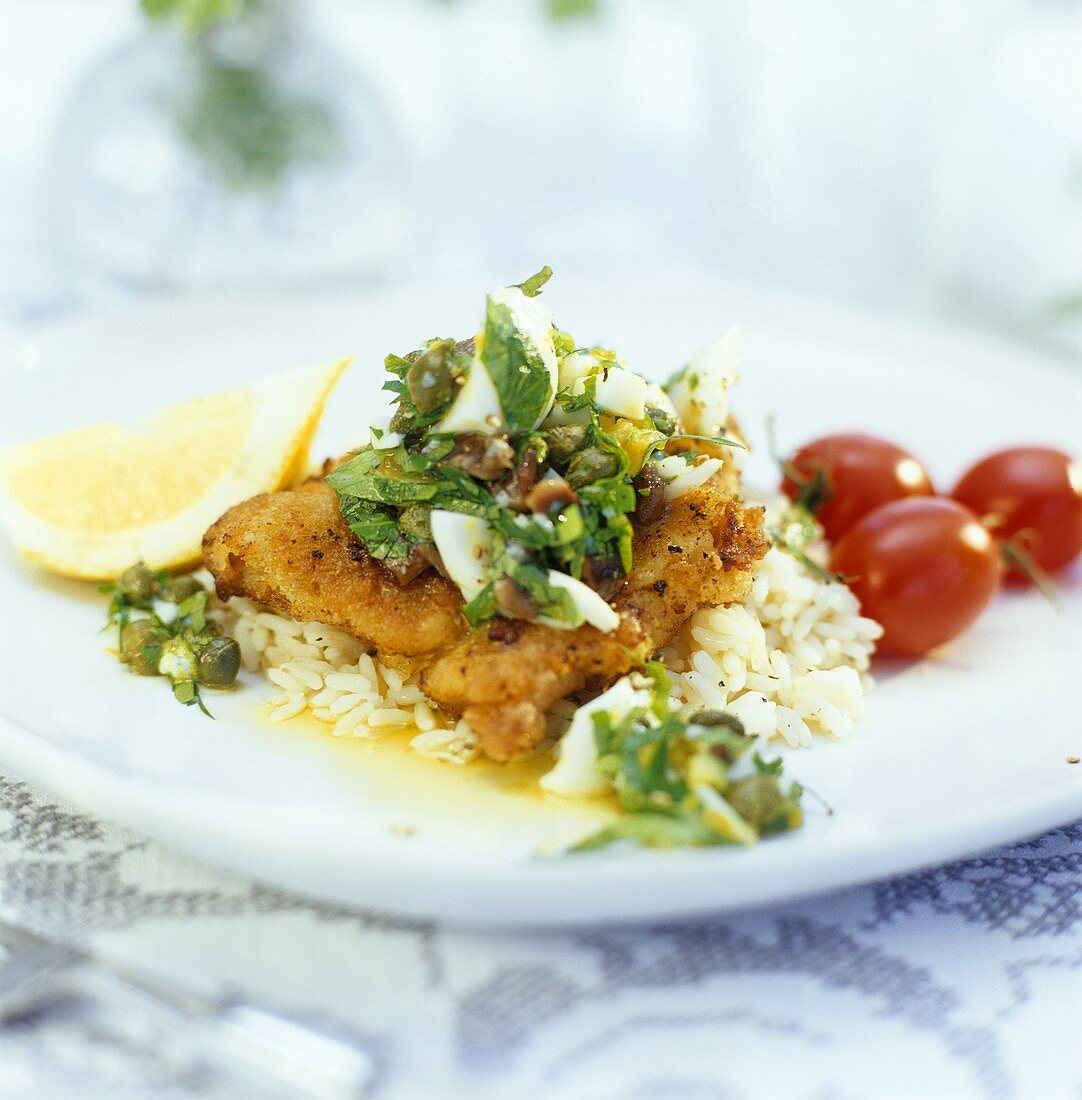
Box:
[0,770,1078,1100]
[1,12,1080,1091]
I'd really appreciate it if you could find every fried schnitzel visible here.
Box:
[203,472,767,760]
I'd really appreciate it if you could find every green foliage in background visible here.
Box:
[173,59,336,190]
[1049,294,1082,318]
[142,0,337,191]
[141,0,248,35]
[543,0,599,20]
[143,0,599,36]
[140,0,599,190]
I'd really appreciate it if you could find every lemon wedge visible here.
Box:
[0,358,350,580]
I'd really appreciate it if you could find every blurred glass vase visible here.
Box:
[45,0,407,290]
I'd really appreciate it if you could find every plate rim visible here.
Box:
[2,277,1081,927]
[0,704,1079,928]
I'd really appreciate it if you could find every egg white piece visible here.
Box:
[436,359,503,436]
[557,349,599,390]
[667,327,741,438]
[540,675,652,796]
[655,454,724,499]
[545,570,620,633]
[556,352,651,422]
[644,382,677,421]
[429,511,494,600]
[367,414,404,450]
[593,365,650,421]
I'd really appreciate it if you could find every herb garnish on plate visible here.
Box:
[569,667,804,851]
[328,269,740,631]
[101,562,240,714]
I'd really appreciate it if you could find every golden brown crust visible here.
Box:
[202,473,768,762]
[202,481,467,657]
[420,487,767,760]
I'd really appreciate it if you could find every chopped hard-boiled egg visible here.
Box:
[429,510,493,599]
[644,382,677,421]
[557,351,651,422]
[539,675,652,796]
[557,350,598,389]
[667,328,741,438]
[545,570,620,633]
[654,454,724,499]
[489,286,559,399]
[593,365,650,421]
[368,415,404,450]
[429,511,621,632]
[437,358,503,436]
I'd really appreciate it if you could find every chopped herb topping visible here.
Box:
[767,502,843,583]
[765,416,833,517]
[571,667,804,850]
[327,271,738,630]
[514,264,553,297]
[100,562,240,715]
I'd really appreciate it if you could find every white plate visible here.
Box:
[1,275,1080,927]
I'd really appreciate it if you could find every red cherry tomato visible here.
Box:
[829,498,1001,657]
[951,446,1082,577]
[781,433,934,543]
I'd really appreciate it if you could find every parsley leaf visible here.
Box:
[514,265,553,297]
[568,673,805,852]
[338,497,417,561]
[481,294,555,433]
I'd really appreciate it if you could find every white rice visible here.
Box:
[219,498,882,764]
[225,599,480,763]
[661,543,882,747]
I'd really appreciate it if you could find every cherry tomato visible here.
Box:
[781,433,934,543]
[829,498,1001,657]
[952,446,1082,577]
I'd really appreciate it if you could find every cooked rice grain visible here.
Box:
[225,596,478,762]
[662,544,882,746]
[220,498,881,761]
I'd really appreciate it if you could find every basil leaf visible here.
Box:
[327,450,439,506]
[338,497,415,561]
[462,586,496,629]
[513,265,553,298]
[481,295,554,433]
[571,811,733,851]
[398,437,455,473]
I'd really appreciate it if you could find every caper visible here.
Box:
[688,709,745,735]
[646,404,677,437]
[566,447,619,488]
[407,342,455,413]
[633,462,666,528]
[118,562,157,604]
[398,504,432,542]
[185,619,222,647]
[726,774,786,831]
[544,424,588,461]
[164,574,204,603]
[120,619,168,676]
[196,637,241,688]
